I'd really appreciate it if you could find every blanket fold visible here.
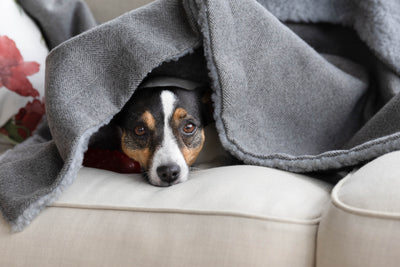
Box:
[17,0,97,49]
[1,0,400,230]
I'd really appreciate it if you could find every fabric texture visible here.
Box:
[17,0,97,50]
[317,152,400,267]
[336,151,400,213]
[317,204,400,267]
[1,0,400,230]
[0,165,331,266]
[54,165,331,221]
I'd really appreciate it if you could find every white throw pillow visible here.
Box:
[0,0,48,143]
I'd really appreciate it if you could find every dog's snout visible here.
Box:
[157,164,180,183]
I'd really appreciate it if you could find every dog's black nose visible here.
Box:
[157,164,181,183]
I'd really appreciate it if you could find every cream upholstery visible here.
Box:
[0,165,331,267]
[317,152,400,267]
[85,0,152,23]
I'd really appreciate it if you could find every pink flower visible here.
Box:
[0,99,45,143]
[0,35,40,97]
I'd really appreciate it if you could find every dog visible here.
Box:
[115,77,212,187]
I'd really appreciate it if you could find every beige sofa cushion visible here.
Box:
[85,0,154,23]
[0,165,331,267]
[317,151,400,267]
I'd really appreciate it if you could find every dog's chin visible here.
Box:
[144,168,189,187]
[148,176,188,187]
[150,178,183,187]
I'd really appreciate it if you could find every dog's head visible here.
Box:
[117,85,209,187]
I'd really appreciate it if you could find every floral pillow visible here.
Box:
[0,0,48,144]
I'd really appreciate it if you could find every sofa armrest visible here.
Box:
[317,151,400,267]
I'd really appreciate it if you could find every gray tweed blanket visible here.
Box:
[1,0,400,231]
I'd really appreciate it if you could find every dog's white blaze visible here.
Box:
[149,90,189,186]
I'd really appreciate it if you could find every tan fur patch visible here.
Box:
[181,129,205,166]
[173,108,188,125]
[121,132,151,169]
[141,110,156,131]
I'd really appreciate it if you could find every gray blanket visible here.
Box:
[1,0,400,231]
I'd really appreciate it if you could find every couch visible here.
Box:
[1,0,399,266]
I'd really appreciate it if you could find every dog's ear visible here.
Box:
[196,86,214,126]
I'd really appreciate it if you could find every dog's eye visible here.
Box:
[134,126,146,136]
[182,123,196,134]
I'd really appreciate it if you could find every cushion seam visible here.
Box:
[49,203,322,225]
[332,174,400,219]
